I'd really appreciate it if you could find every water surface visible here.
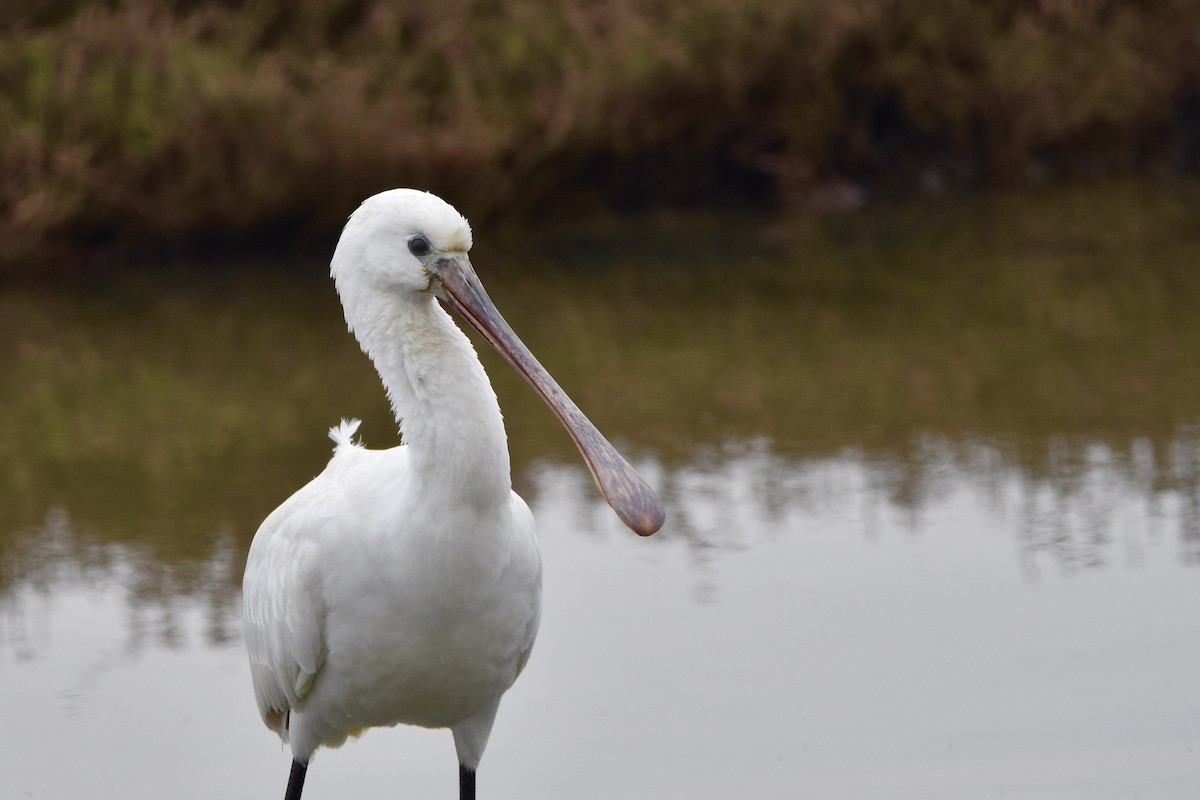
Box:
[1,181,1199,798]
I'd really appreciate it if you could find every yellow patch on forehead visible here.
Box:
[407,192,472,253]
[438,225,472,253]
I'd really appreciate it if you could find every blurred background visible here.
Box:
[2,0,1200,268]
[2,2,1200,798]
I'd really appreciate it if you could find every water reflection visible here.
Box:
[5,428,1199,661]
[2,451,1198,799]
[2,508,242,662]
[655,432,1200,576]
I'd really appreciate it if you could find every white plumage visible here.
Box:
[242,190,662,800]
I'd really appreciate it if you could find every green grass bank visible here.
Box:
[2,0,1199,272]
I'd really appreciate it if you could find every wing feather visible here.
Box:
[243,480,334,736]
[509,492,543,680]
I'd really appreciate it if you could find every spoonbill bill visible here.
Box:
[242,189,665,800]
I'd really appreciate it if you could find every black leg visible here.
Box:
[284,759,308,800]
[459,764,476,800]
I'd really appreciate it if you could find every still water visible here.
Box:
[2,182,1199,798]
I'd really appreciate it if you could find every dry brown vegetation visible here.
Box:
[1,0,1199,271]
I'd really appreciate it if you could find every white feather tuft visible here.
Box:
[328,418,363,450]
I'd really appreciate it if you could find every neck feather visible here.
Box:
[346,290,512,508]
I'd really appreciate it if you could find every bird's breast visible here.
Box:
[311,500,540,730]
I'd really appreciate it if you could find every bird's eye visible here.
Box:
[408,235,431,257]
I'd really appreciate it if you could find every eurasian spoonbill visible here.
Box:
[242,189,664,800]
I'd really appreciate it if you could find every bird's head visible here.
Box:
[331,188,473,299]
[329,189,665,537]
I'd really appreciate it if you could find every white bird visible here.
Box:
[242,189,664,800]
